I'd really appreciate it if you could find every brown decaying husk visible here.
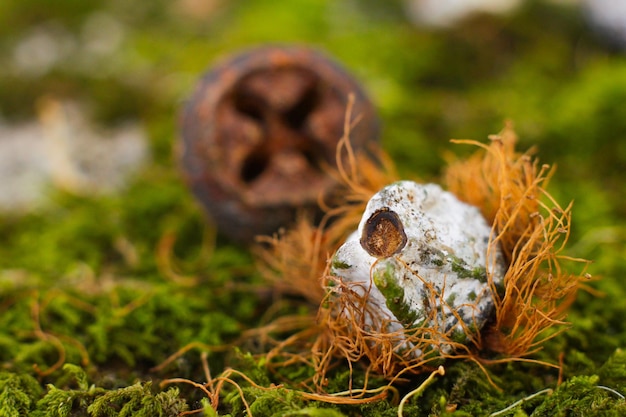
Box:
[253,121,591,393]
[445,123,591,359]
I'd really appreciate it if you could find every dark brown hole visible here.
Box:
[360,208,407,259]
[301,145,325,172]
[241,149,269,183]
[283,85,319,129]
[233,91,264,122]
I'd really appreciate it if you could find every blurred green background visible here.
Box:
[1,0,625,235]
[1,0,626,415]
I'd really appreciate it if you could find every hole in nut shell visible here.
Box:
[300,144,325,173]
[233,91,264,122]
[360,207,407,258]
[241,149,270,183]
[284,84,320,130]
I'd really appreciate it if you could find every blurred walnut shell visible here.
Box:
[178,45,380,243]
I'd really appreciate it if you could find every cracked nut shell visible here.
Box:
[179,46,380,242]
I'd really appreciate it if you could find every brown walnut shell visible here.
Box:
[179,45,380,243]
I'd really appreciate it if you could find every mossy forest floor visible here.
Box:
[1,1,626,415]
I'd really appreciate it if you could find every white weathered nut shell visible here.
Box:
[331,181,505,351]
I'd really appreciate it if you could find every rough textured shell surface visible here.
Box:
[331,181,505,350]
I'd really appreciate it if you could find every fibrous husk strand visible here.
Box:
[445,123,590,358]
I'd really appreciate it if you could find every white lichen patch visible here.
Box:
[330,181,505,353]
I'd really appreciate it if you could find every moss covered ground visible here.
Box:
[1,0,626,415]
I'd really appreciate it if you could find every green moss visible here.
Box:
[373,262,420,327]
[450,329,466,344]
[531,375,626,416]
[0,372,42,416]
[598,349,626,395]
[0,0,625,415]
[446,293,457,306]
[418,248,487,283]
[448,255,488,283]
[331,257,352,270]
[0,364,189,417]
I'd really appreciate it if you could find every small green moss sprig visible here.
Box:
[0,372,43,416]
[0,364,188,417]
